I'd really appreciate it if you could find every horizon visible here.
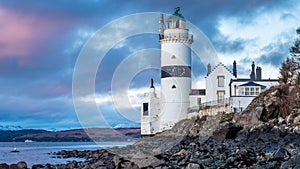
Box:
[1,0,300,130]
[0,125,140,132]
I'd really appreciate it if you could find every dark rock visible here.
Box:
[273,147,291,160]
[117,160,139,169]
[8,164,18,169]
[265,161,281,169]
[31,164,44,169]
[0,163,9,169]
[280,154,300,169]
[16,161,27,169]
[225,124,243,139]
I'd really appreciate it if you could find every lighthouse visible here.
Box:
[159,7,193,131]
[141,7,193,136]
[141,7,278,137]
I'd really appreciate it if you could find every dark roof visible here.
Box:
[232,78,278,82]
[190,89,205,95]
[238,81,266,87]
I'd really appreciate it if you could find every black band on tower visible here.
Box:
[161,65,191,78]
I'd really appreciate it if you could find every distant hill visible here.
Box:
[0,125,24,130]
[0,128,140,142]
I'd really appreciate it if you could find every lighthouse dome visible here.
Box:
[167,7,186,29]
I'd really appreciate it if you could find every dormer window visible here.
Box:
[237,82,266,96]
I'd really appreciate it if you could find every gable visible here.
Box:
[206,62,234,79]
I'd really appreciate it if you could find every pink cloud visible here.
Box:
[52,84,70,94]
[0,7,70,65]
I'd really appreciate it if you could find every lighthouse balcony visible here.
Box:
[160,33,193,43]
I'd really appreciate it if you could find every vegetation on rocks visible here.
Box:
[279,27,300,84]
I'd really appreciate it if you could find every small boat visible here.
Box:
[24,139,33,143]
[11,148,20,153]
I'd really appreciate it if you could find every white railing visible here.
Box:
[188,97,233,113]
[163,33,193,41]
[200,97,232,108]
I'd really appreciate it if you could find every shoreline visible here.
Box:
[0,141,135,169]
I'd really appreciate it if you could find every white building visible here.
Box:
[204,61,278,111]
[140,8,278,137]
[229,62,278,112]
[205,63,236,104]
[140,79,160,136]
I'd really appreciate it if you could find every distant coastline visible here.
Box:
[0,128,140,142]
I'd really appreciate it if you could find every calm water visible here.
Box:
[0,142,134,167]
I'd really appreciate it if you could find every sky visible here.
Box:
[0,0,299,130]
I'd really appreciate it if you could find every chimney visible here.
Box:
[256,67,262,80]
[207,64,211,76]
[233,60,237,78]
[150,78,154,88]
[250,61,256,81]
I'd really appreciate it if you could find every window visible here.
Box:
[250,88,255,95]
[217,76,225,87]
[217,91,225,103]
[245,88,250,96]
[255,88,260,95]
[175,20,179,28]
[239,88,245,96]
[238,87,261,96]
[197,98,201,105]
[143,103,149,116]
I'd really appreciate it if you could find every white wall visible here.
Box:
[141,88,160,136]
[189,95,206,107]
[232,96,255,112]
[205,63,235,102]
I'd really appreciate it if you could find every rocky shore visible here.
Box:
[2,84,300,169]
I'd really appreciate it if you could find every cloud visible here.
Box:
[81,86,154,110]
[214,1,300,78]
[75,85,154,127]
[1,0,300,130]
[0,7,70,59]
[0,95,78,130]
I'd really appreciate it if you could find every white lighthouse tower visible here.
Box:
[140,7,193,137]
[159,7,193,131]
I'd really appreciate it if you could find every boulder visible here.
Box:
[0,163,9,169]
[184,163,203,169]
[8,164,18,169]
[293,115,300,124]
[16,161,27,169]
[174,149,189,156]
[280,154,300,169]
[273,147,291,160]
[31,164,44,169]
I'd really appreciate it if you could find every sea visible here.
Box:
[0,142,134,167]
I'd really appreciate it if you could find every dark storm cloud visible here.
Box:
[214,37,246,53]
[257,41,291,67]
[258,52,286,67]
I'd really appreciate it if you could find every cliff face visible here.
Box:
[35,85,300,169]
